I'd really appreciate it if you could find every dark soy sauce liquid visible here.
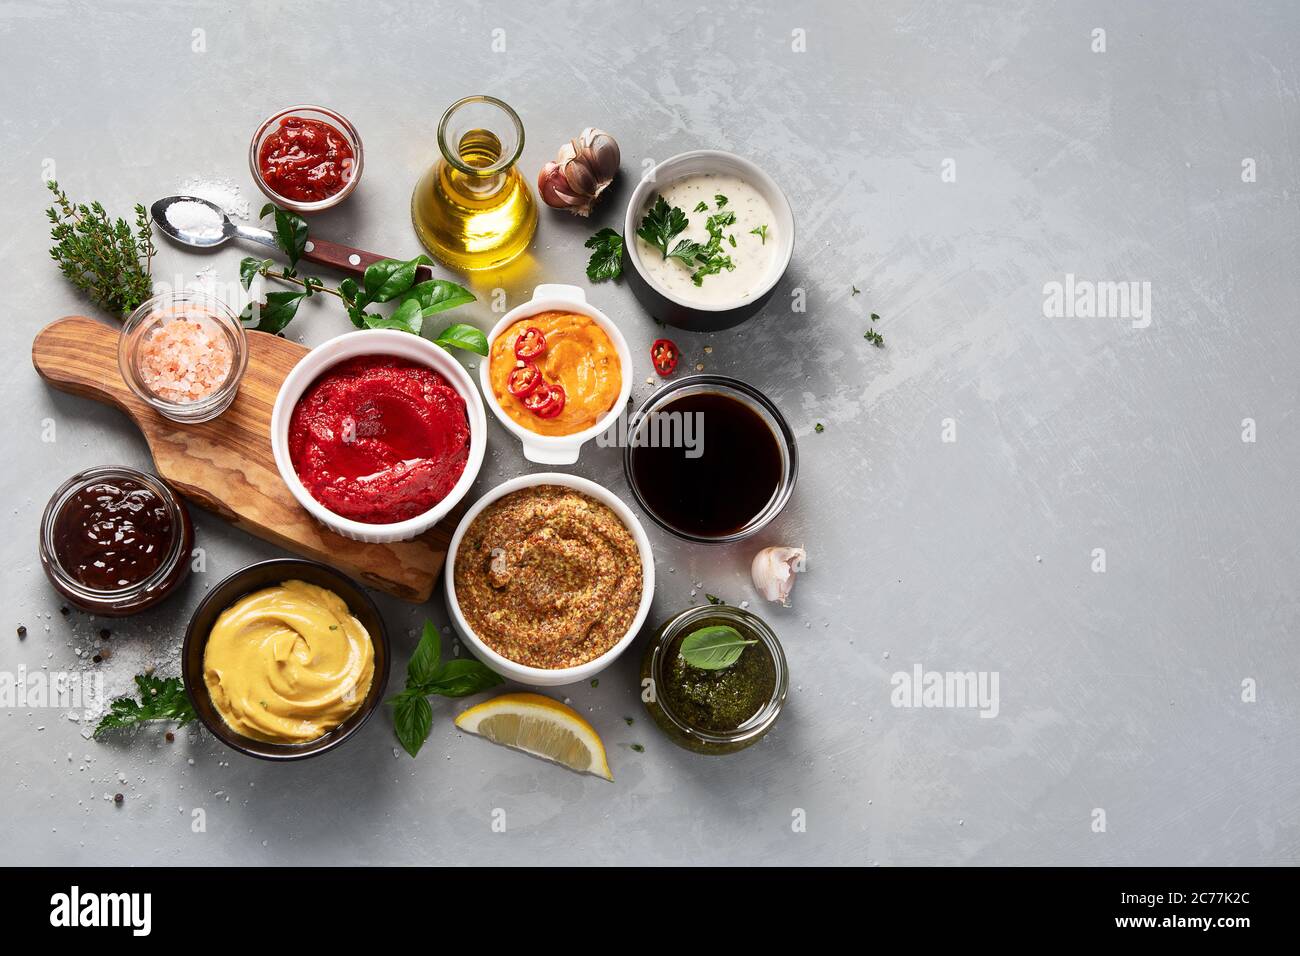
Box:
[630,392,782,537]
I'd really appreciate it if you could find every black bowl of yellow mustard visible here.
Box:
[182,559,390,761]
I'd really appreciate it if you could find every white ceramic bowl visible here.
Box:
[623,149,795,332]
[445,472,656,686]
[479,284,632,465]
[270,329,487,544]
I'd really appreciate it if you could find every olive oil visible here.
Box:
[411,98,537,272]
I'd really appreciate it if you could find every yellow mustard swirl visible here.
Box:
[203,580,375,743]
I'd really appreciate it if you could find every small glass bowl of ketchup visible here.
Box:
[249,105,363,213]
[39,467,194,616]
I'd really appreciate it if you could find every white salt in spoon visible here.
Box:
[150,195,432,280]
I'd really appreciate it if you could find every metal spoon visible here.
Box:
[150,195,432,281]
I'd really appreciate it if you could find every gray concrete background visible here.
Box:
[2,0,1297,866]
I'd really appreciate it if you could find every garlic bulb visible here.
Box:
[751,547,807,606]
[537,127,620,216]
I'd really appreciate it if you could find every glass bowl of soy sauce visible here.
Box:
[623,375,798,542]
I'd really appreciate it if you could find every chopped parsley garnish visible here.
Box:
[750,224,768,244]
[636,195,689,259]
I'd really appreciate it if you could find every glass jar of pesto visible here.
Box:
[641,604,788,755]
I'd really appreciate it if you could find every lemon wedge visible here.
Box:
[454,692,613,781]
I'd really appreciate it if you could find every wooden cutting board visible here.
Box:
[31,315,453,602]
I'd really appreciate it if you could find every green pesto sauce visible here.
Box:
[663,628,776,733]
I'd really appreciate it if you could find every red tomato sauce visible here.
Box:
[258,116,355,203]
[288,357,470,524]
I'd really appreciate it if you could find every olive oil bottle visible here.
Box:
[411,96,537,272]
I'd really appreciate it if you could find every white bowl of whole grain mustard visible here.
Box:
[623,150,795,332]
[445,473,655,687]
[480,284,631,465]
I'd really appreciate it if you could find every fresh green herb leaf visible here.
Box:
[260,203,308,273]
[429,322,489,355]
[364,255,431,303]
[714,194,729,208]
[406,622,442,687]
[666,238,704,265]
[705,593,726,605]
[750,224,768,244]
[93,675,195,738]
[401,278,476,316]
[694,201,708,213]
[864,328,884,347]
[45,182,155,317]
[392,690,434,758]
[630,743,645,753]
[584,228,624,282]
[705,210,737,234]
[728,234,737,247]
[590,678,599,688]
[389,619,504,757]
[239,257,272,291]
[240,290,307,334]
[691,250,734,285]
[678,625,757,670]
[870,312,880,322]
[637,195,689,260]
[851,285,861,296]
[815,422,825,433]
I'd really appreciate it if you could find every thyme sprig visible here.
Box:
[45,180,155,317]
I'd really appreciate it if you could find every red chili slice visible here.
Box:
[651,338,679,376]
[533,383,566,419]
[506,361,542,398]
[522,383,558,415]
[514,326,547,360]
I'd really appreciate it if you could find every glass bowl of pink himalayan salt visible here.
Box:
[118,291,248,424]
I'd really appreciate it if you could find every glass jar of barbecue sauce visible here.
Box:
[641,604,789,755]
[39,467,194,616]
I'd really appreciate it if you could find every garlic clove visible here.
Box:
[751,547,807,607]
[538,128,620,217]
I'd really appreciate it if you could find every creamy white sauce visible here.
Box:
[635,172,777,307]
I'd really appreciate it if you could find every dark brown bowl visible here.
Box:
[182,558,390,761]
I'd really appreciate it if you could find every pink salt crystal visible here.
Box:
[137,308,234,404]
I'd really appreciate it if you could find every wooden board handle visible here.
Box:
[31,315,449,602]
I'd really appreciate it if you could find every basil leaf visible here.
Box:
[261,203,308,272]
[239,257,271,291]
[391,690,433,758]
[584,228,624,282]
[429,322,488,356]
[401,278,476,316]
[364,297,424,334]
[240,290,306,334]
[636,195,689,259]
[406,622,442,688]
[419,658,504,698]
[677,625,756,670]
[364,255,431,303]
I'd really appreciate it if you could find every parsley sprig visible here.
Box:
[93,675,195,738]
